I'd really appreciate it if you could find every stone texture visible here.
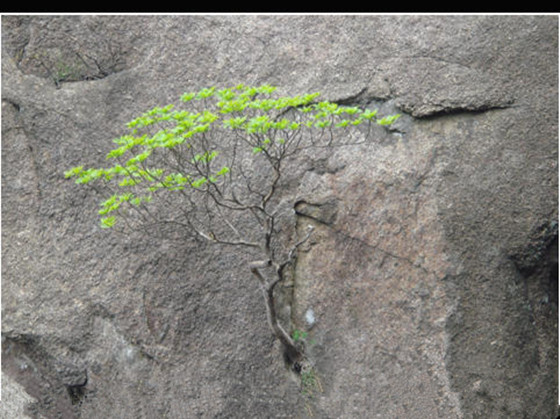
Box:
[1,15,558,418]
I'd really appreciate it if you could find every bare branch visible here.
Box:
[280,224,314,271]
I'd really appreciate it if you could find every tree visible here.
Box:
[65,83,400,374]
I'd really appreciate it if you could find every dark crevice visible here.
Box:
[66,370,88,406]
[509,221,558,278]
[3,98,21,113]
[3,17,137,89]
[294,199,338,227]
[403,101,515,120]
[331,87,369,106]
[2,332,88,417]
[327,85,515,121]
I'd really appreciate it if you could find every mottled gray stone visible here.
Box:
[1,15,557,419]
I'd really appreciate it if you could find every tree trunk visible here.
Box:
[250,261,304,367]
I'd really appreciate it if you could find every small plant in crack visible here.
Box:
[290,328,323,416]
[27,33,127,87]
[299,364,323,417]
[291,328,316,354]
[64,84,400,378]
[291,329,308,344]
[301,367,322,397]
[30,51,83,87]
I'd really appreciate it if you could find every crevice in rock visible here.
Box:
[445,220,558,418]
[3,16,140,89]
[330,87,370,106]
[28,48,129,88]
[294,199,339,227]
[66,370,88,406]
[2,332,88,418]
[510,221,558,342]
[306,157,347,176]
[3,98,21,113]
[402,100,515,120]
[274,201,326,389]
[325,83,515,121]
[509,221,558,280]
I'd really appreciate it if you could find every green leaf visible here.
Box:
[218,100,248,113]
[340,106,360,115]
[100,216,117,229]
[119,193,133,202]
[64,166,83,178]
[112,135,135,145]
[192,124,210,134]
[246,115,271,134]
[377,114,401,126]
[191,177,207,188]
[126,150,151,166]
[315,119,332,129]
[196,87,216,99]
[192,150,219,164]
[361,109,378,120]
[106,146,128,159]
[292,329,308,342]
[272,118,290,130]
[301,92,321,104]
[256,84,277,95]
[216,166,230,176]
[198,110,219,124]
[249,99,275,112]
[164,173,190,186]
[119,177,141,187]
[223,116,247,129]
[148,183,164,192]
[315,101,338,114]
[217,88,236,101]
[180,92,196,102]
[98,197,118,215]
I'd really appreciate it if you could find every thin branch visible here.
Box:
[280,224,314,272]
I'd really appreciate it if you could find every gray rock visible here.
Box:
[2,15,557,418]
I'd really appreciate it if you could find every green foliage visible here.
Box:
[301,368,321,397]
[292,329,309,343]
[65,84,400,230]
[299,365,323,417]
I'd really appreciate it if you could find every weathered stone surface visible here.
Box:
[1,15,557,418]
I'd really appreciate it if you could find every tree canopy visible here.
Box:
[65,83,400,245]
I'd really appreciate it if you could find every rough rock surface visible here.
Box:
[1,15,558,418]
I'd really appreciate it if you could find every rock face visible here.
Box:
[2,15,558,418]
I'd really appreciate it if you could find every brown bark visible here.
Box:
[249,260,304,366]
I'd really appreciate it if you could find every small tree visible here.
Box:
[65,84,399,372]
